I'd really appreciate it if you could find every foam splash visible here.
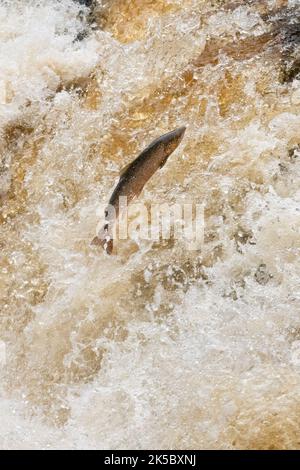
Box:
[0,0,300,449]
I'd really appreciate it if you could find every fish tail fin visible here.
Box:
[91,224,114,255]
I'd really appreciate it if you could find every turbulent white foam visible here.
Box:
[0,1,99,127]
[1,0,300,450]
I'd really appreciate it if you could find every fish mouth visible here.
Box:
[159,126,186,142]
[175,126,186,134]
[170,126,186,144]
[173,126,186,139]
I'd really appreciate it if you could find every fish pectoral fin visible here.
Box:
[91,225,114,255]
[132,188,142,199]
[159,155,169,169]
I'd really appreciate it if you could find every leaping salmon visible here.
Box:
[92,126,186,254]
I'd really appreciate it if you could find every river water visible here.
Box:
[0,0,300,449]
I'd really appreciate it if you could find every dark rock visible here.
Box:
[74,30,88,42]
[279,57,300,83]
[281,20,300,50]
[72,0,106,41]
[262,5,300,83]
[74,0,94,6]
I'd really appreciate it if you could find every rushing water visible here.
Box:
[0,0,300,449]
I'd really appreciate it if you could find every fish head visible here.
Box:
[162,126,186,156]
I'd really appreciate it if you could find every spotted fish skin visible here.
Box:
[92,126,186,254]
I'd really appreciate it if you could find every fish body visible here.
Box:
[92,126,186,254]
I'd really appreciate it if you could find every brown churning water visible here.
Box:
[91,126,186,254]
[1,0,300,451]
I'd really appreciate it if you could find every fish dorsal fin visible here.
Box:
[119,161,132,177]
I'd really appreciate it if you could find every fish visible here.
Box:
[91,126,186,254]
